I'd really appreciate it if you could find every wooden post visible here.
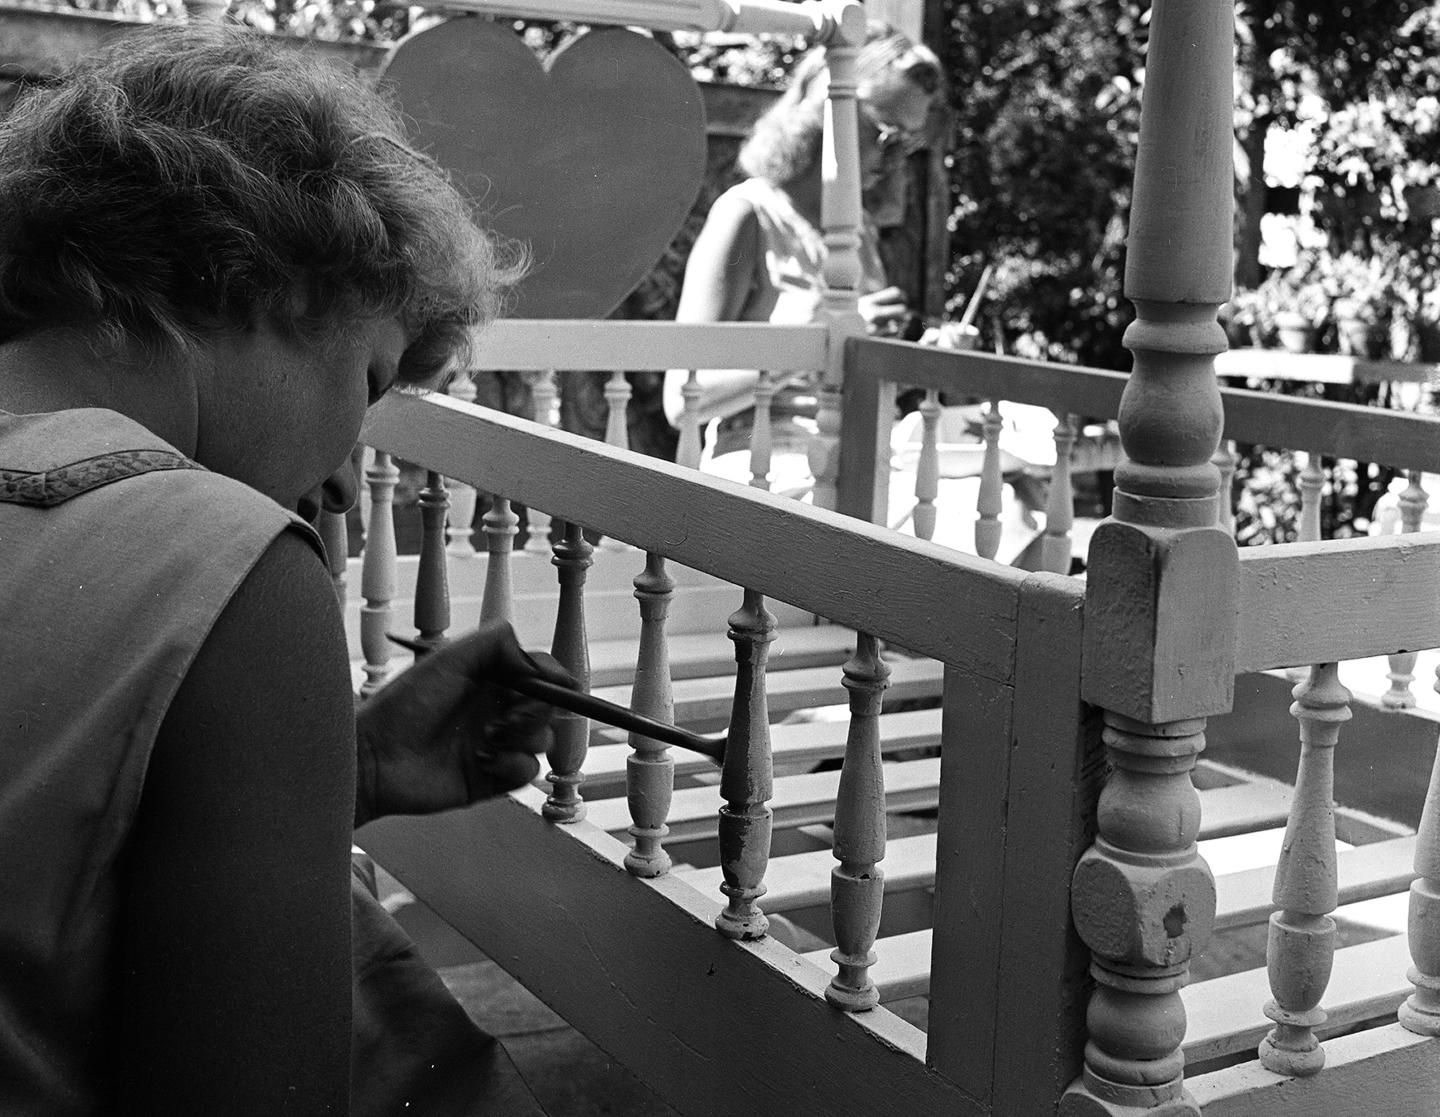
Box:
[913,389,941,541]
[479,496,519,627]
[809,6,869,510]
[359,450,400,698]
[626,552,678,878]
[1385,471,1428,708]
[1040,415,1076,575]
[543,522,593,824]
[751,373,776,491]
[413,470,452,651]
[524,369,558,552]
[975,401,1003,560]
[676,370,705,470]
[445,374,480,558]
[1063,2,1238,1113]
[1211,440,1237,533]
[1401,669,1440,1035]
[827,632,891,1010]
[715,588,776,940]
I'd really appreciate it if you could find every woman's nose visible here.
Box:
[321,453,362,514]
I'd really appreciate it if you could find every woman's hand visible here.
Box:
[353,621,575,827]
[858,286,912,334]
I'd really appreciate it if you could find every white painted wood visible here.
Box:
[749,373,776,491]
[1190,1024,1440,1117]
[542,523,593,823]
[603,369,631,451]
[1040,414,1075,574]
[522,370,558,552]
[1213,440,1237,533]
[478,496,518,627]
[913,390,941,542]
[1298,449,1325,544]
[359,450,400,697]
[714,590,776,940]
[806,928,931,1001]
[826,633,889,1010]
[425,0,866,40]
[1384,472,1428,708]
[975,401,1003,560]
[624,553,677,877]
[444,374,480,558]
[1216,836,1417,931]
[468,320,827,373]
[676,369,704,470]
[356,785,980,1117]
[1235,533,1440,672]
[412,471,451,648]
[1401,692,1440,1034]
[1259,663,1349,1075]
[363,392,1036,675]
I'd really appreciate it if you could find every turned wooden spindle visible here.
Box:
[750,373,776,491]
[1212,439,1237,533]
[975,401,1004,560]
[1259,663,1348,1075]
[1064,2,1237,1113]
[1400,670,1440,1035]
[715,589,777,940]
[676,370,704,470]
[809,9,867,510]
[317,508,349,609]
[445,374,480,558]
[479,495,519,627]
[827,633,891,1011]
[913,389,942,542]
[604,369,631,451]
[359,450,400,698]
[1286,451,1328,683]
[625,553,678,878]
[1039,415,1076,575]
[1385,471,1428,708]
[412,471,452,652]
[524,370,558,552]
[543,522,593,824]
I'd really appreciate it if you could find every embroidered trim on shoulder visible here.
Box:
[0,449,203,508]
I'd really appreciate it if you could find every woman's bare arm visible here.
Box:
[117,530,355,1115]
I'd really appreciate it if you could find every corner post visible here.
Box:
[1061,2,1238,1113]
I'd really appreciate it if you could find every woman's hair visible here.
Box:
[0,24,521,382]
[737,22,943,188]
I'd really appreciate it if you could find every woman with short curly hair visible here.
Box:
[0,25,567,1115]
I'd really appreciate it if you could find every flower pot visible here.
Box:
[1335,315,1387,359]
[1273,311,1318,354]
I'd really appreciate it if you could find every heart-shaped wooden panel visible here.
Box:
[383,20,707,319]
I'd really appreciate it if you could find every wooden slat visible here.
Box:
[679,832,941,912]
[845,338,1440,474]
[356,787,981,1117]
[1194,779,1295,839]
[468,319,827,372]
[1215,836,1417,931]
[590,655,943,733]
[1181,934,1413,1066]
[1236,534,1440,672]
[582,758,943,840]
[587,624,855,690]
[584,707,942,788]
[805,929,933,1001]
[1189,1024,1440,1116]
[363,392,1035,679]
[1215,348,1437,387]
[431,0,848,37]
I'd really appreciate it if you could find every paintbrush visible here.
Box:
[385,633,726,763]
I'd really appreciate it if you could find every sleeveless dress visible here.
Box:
[0,408,544,1116]
[681,177,889,493]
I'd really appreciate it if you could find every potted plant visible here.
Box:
[1328,251,1393,358]
[1266,257,1332,353]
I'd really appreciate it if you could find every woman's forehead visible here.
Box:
[858,76,933,132]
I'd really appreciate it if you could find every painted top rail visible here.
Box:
[846,336,1440,474]
[361,390,1079,679]
[427,0,864,38]
[468,319,828,372]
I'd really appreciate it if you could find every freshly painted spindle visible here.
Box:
[715,589,777,940]
[625,553,678,878]
[524,371,558,552]
[1385,471,1428,708]
[1298,450,1324,543]
[412,471,451,652]
[913,389,941,541]
[445,374,479,558]
[1258,663,1348,1075]
[542,522,593,824]
[1400,669,1440,1035]
[317,508,348,609]
[974,401,1004,560]
[809,10,867,510]
[1211,440,1237,533]
[604,369,631,450]
[1064,2,1237,1112]
[1039,415,1075,574]
[827,632,891,1010]
[676,370,704,469]
[479,495,519,627]
[359,450,400,698]
[750,373,776,490]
